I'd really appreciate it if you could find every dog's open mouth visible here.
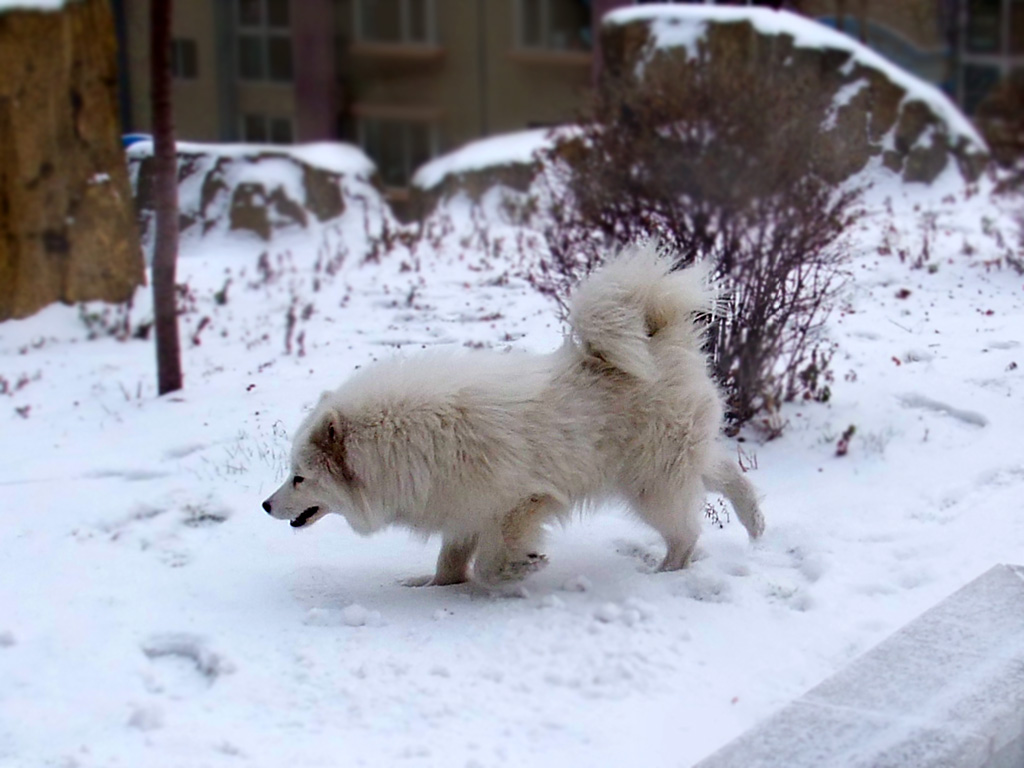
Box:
[290,506,321,528]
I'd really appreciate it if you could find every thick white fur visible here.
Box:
[263,242,765,586]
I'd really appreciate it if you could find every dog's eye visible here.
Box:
[293,476,305,487]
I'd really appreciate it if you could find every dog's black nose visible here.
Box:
[263,500,272,514]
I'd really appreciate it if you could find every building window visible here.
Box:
[1011,0,1024,54]
[967,0,1002,53]
[237,0,292,81]
[242,114,294,144]
[636,1,781,3]
[354,0,436,44]
[959,0,1024,111]
[358,117,436,187]
[962,63,1002,113]
[170,38,198,79]
[516,0,591,51]
[963,0,1024,55]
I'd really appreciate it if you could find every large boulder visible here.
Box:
[0,0,144,322]
[601,5,989,186]
[127,142,383,249]
[410,129,562,219]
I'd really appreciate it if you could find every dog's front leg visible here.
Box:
[401,535,477,587]
[431,535,477,586]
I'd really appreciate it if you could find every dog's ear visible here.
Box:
[313,412,358,484]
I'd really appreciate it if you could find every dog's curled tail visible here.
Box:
[569,241,717,380]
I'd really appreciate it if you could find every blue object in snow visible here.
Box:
[121,133,152,148]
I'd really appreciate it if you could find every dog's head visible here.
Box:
[262,400,371,533]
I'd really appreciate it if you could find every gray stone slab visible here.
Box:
[696,565,1024,768]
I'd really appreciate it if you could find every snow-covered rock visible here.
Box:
[413,129,556,192]
[410,8,989,231]
[127,141,387,254]
[410,128,578,217]
[0,0,73,11]
[602,5,988,186]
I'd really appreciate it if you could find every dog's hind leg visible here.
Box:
[634,481,704,572]
[702,449,765,539]
[473,495,553,585]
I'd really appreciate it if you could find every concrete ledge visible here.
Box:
[696,565,1024,768]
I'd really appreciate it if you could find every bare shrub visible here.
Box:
[531,46,860,428]
[78,297,152,341]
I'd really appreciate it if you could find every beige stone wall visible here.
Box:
[0,0,144,321]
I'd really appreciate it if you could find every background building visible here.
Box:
[119,0,594,195]
[115,0,1024,192]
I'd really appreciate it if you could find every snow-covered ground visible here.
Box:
[1,161,1022,767]
[0,0,71,12]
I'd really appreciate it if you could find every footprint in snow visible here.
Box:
[127,704,164,731]
[902,348,936,363]
[672,572,733,603]
[592,598,656,626]
[747,539,821,611]
[141,633,234,685]
[763,576,815,612]
[612,539,662,570]
[783,544,827,584]
[180,503,231,528]
[897,393,987,428]
[163,443,208,460]
[87,468,171,482]
[304,605,382,627]
[976,465,1024,489]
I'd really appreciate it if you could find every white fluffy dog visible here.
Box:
[263,243,764,585]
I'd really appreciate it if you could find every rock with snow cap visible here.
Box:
[600,5,988,187]
[127,141,386,250]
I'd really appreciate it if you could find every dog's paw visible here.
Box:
[613,539,661,570]
[399,574,434,588]
[747,510,766,539]
[399,574,468,588]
